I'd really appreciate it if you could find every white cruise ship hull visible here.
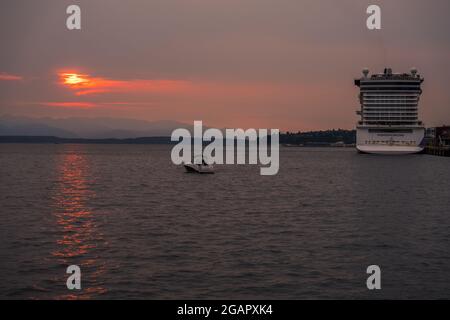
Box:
[356,126,425,155]
[357,145,423,155]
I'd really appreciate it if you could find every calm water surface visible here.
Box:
[1,144,449,299]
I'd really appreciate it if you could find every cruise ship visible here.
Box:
[354,68,425,154]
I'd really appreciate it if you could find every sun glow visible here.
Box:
[56,69,290,103]
[58,71,110,95]
[61,73,91,86]
[58,70,193,96]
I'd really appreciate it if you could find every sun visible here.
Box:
[58,70,111,95]
[61,73,90,86]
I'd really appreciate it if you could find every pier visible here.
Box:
[424,126,450,157]
[425,146,450,157]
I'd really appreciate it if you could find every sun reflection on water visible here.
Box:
[51,147,107,299]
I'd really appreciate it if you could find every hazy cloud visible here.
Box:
[1,0,449,130]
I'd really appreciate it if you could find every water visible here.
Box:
[1,144,449,299]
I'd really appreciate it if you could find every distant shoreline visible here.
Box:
[0,136,174,144]
[0,130,356,147]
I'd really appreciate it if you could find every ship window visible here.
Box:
[368,129,413,134]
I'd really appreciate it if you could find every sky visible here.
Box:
[0,0,449,131]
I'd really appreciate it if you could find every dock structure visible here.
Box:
[424,126,450,157]
[425,146,450,157]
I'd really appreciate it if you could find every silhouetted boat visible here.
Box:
[183,156,215,174]
[183,163,214,174]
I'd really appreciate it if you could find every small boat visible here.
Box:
[183,158,215,174]
[183,163,214,174]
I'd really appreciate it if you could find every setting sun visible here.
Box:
[61,73,90,86]
[58,71,108,95]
